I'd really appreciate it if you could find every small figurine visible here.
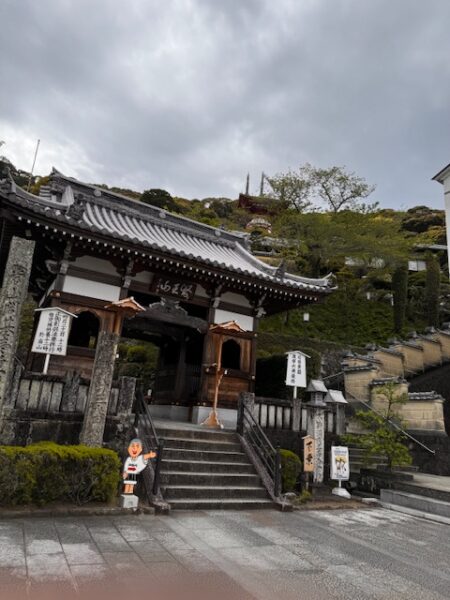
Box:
[123,438,156,495]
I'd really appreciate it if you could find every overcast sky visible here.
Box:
[1,0,450,208]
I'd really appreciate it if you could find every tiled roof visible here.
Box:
[376,347,404,358]
[1,171,336,295]
[352,354,382,364]
[370,377,405,386]
[343,364,377,373]
[408,391,443,402]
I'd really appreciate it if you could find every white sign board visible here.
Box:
[32,308,76,356]
[330,446,350,481]
[285,350,309,389]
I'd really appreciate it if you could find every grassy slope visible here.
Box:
[258,289,424,358]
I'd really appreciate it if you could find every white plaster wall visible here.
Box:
[213,308,254,331]
[72,256,118,275]
[220,291,251,307]
[445,188,450,279]
[195,284,209,298]
[63,276,121,301]
[132,270,154,284]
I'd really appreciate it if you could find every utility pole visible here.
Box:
[27,139,40,192]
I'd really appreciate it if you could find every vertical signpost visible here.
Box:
[285,350,309,399]
[31,307,77,374]
[330,445,351,499]
[302,434,315,491]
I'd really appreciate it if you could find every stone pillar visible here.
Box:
[116,376,137,417]
[79,330,119,446]
[306,406,326,483]
[60,372,80,412]
[237,391,254,434]
[0,236,35,414]
[335,405,346,435]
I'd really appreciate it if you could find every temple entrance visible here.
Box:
[120,294,208,416]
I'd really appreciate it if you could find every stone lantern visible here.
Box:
[325,389,348,435]
[306,379,328,407]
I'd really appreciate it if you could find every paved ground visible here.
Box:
[0,507,449,599]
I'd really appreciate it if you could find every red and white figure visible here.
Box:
[123,438,156,495]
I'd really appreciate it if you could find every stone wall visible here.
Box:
[407,434,450,476]
[0,370,137,450]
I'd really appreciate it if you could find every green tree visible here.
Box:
[343,382,412,471]
[266,165,314,213]
[311,165,376,212]
[140,188,180,212]
[274,211,410,278]
[392,263,408,333]
[425,253,440,327]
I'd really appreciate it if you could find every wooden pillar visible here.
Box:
[53,241,72,292]
[0,237,35,417]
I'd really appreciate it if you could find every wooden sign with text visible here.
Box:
[152,276,197,301]
[303,435,315,473]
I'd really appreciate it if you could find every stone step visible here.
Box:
[349,449,388,461]
[163,485,268,500]
[162,436,243,453]
[160,471,261,487]
[392,481,450,503]
[163,447,249,463]
[168,498,275,510]
[161,459,256,474]
[380,489,450,519]
[156,427,238,443]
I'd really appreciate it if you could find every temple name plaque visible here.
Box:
[152,276,196,300]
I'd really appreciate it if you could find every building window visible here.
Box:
[221,339,241,370]
[68,311,100,349]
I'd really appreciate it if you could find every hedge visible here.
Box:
[0,442,121,506]
[280,449,302,493]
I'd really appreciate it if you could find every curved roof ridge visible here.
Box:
[233,242,336,289]
[51,169,245,245]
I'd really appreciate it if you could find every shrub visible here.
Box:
[279,449,302,493]
[0,443,121,507]
[126,346,150,363]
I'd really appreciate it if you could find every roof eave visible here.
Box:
[432,162,450,183]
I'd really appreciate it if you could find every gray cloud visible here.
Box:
[1,0,450,208]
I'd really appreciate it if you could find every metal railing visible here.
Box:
[133,388,165,496]
[346,391,435,455]
[237,397,282,497]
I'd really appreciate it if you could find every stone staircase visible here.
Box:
[349,447,389,475]
[380,473,450,520]
[156,422,274,510]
